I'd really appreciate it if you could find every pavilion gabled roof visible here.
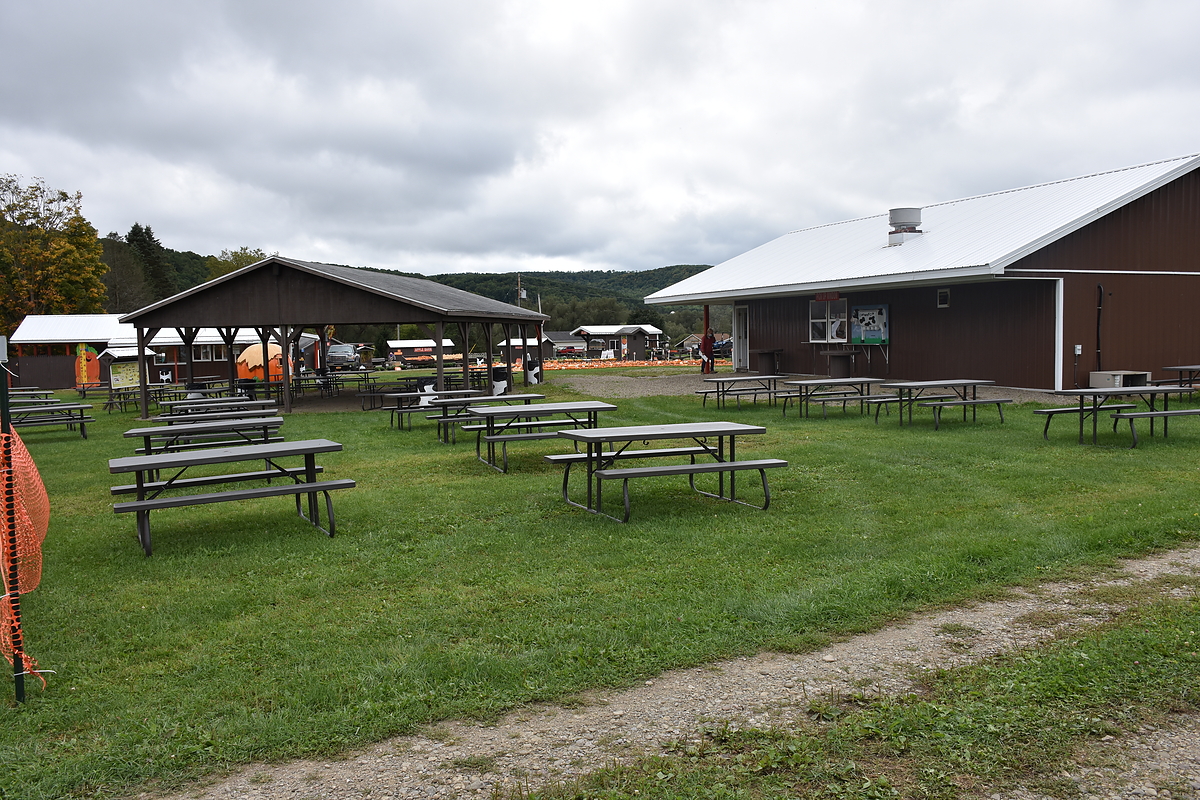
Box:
[120,257,548,327]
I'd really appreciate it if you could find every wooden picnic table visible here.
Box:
[124,416,285,454]
[152,407,279,424]
[701,374,786,408]
[1051,385,1195,444]
[159,398,278,414]
[466,400,616,472]
[879,379,997,426]
[426,393,545,442]
[1162,365,1200,387]
[779,377,887,417]
[553,421,786,522]
[109,438,353,556]
[10,402,95,438]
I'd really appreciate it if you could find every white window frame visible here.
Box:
[809,299,848,343]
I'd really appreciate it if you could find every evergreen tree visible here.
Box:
[125,222,174,301]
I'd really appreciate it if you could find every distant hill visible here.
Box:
[426,264,710,308]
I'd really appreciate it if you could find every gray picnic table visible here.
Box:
[467,400,616,472]
[109,438,353,556]
[124,416,284,454]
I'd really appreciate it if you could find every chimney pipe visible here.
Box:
[888,207,923,245]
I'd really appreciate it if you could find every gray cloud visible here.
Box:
[2,0,1198,274]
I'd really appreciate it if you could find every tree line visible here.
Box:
[2,174,726,347]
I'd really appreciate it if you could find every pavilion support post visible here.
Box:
[458,322,470,390]
[278,326,295,413]
[434,321,445,391]
[504,325,516,394]
[218,327,239,395]
[176,327,200,387]
[135,326,160,420]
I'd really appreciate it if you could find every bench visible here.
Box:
[135,435,285,455]
[545,446,712,500]
[113,478,356,556]
[475,420,586,471]
[695,389,719,407]
[863,394,954,423]
[1110,408,1200,447]
[916,398,1013,430]
[592,459,789,522]
[1032,403,1137,440]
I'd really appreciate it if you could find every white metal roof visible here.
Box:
[646,154,1200,304]
[386,339,455,349]
[12,314,317,349]
[570,324,664,336]
[10,314,127,344]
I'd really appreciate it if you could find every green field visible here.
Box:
[4,369,1199,798]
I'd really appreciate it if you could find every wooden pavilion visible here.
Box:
[119,257,549,416]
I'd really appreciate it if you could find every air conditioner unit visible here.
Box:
[1089,370,1151,389]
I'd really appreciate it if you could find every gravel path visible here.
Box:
[145,372,1196,800]
[145,547,1200,800]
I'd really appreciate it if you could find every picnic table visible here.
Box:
[376,388,481,425]
[466,400,616,472]
[552,421,787,522]
[124,416,285,454]
[10,402,95,438]
[1162,365,1200,387]
[779,377,887,418]
[152,407,279,424]
[701,374,787,409]
[1050,385,1196,445]
[108,438,353,556]
[159,398,278,414]
[878,379,1001,426]
[426,393,545,442]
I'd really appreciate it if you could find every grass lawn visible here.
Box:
[4,368,1200,798]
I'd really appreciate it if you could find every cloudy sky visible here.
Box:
[2,1,1198,275]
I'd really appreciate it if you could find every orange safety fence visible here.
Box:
[2,429,49,689]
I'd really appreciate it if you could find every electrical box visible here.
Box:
[1073,344,1082,356]
[1089,370,1151,389]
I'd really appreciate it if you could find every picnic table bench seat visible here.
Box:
[1110,407,1200,447]
[916,398,1013,430]
[472,420,588,471]
[12,413,97,437]
[593,458,789,522]
[1032,403,1137,439]
[863,394,955,423]
[113,479,356,554]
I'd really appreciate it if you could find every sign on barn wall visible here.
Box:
[851,305,889,345]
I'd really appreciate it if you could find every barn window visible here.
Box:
[809,299,848,343]
[937,288,950,308]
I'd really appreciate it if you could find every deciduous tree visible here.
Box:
[206,246,274,280]
[0,175,107,336]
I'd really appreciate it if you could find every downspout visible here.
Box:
[1095,284,1104,372]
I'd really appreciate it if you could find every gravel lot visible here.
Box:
[147,371,1197,800]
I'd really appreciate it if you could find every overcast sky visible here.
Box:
[2,1,1197,275]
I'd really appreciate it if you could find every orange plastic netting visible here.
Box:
[2,429,49,688]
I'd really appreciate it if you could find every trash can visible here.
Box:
[236,378,258,400]
[491,366,510,395]
[525,357,542,385]
[184,382,204,400]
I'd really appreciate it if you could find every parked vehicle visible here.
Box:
[325,343,362,370]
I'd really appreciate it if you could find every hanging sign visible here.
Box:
[851,305,890,345]
[814,292,840,302]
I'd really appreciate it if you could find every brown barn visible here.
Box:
[646,154,1200,390]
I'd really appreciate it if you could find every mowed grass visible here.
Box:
[4,369,1200,798]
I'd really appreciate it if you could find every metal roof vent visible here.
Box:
[888,207,923,246]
